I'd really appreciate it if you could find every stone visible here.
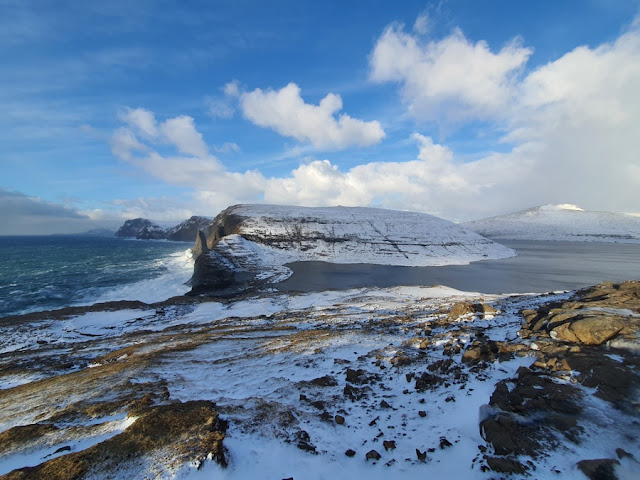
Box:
[416,449,427,462]
[309,375,338,387]
[345,449,356,457]
[577,458,620,480]
[383,440,396,451]
[439,437,452,449]
[366,449,381,461]
[335,415,345,425]
[448,302,477,319]
[294,430,316,453]
[485,456,527,474]
[418,411,427,418]
[569,317,625,345]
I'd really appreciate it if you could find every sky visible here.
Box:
[1,0,639,234]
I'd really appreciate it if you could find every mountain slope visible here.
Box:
[463,204,640,243]
[190,204,516,292]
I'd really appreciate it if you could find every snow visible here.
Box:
[1,284,637,479]
[464,204,640,243]
[205,204,516,284]
[0,415,137,476]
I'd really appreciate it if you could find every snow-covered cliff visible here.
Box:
[190,204,516,292]
[463,204,640,243]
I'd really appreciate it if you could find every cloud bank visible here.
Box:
[0,188,93,235]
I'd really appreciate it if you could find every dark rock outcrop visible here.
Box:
[115,218,160,238]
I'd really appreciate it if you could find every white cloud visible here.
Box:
[214,142,240,154]
[223,80,240,98]
[159,115,209,158]
[369,24,532,122]
[413,13,430,35]
[239,82,385,150]
[207,97,235,119]
[110,127,149,161]
[110,16,640,222]
[119,107,158,137]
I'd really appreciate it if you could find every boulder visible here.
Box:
[577,458,620,480]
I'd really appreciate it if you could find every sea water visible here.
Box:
[0,235,194,318]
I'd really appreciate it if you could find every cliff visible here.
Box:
[189,204,516,293]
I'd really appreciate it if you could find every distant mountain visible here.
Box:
[166,216,214,242]
[115,216,212,241]
[463,204,640,243]
[189,204,516,293]
[80,228,116,236]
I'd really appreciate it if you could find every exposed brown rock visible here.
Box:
[3,400,226,479]
[520,281,640,346]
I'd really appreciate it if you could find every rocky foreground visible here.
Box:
[0,281,638,479]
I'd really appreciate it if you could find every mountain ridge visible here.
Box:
[463,204,640,243]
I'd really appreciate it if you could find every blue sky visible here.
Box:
[1,0,639,234]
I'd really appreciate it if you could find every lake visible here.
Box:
[277,241,640,294]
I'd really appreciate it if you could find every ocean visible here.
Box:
[1,236,638,320]
[0,235,194,318]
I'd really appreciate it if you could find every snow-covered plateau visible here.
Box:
[190,204,516,292]
[463,204,640,243]
[0,281,639,479]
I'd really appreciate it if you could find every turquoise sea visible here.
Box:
[0,235,194,318]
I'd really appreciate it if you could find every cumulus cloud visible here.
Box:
[159,115,209,158]
[109,19,640,221]
[119,107,158,137]
[370,24,532,123]
[239,82,385,150]
[111,109,211,162]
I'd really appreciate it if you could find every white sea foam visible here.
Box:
[88,248,194,305]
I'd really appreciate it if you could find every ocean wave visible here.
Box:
[86,249,194,305]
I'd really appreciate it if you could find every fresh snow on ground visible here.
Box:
[2,285,638,479]
[463,204,640,243]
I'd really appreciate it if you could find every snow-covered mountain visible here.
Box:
[115,216,212,241]
[463,204,640,243]
[190,204,516,292]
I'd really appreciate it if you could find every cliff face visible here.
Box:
[166,216,213,242]
[189,204,516,293]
